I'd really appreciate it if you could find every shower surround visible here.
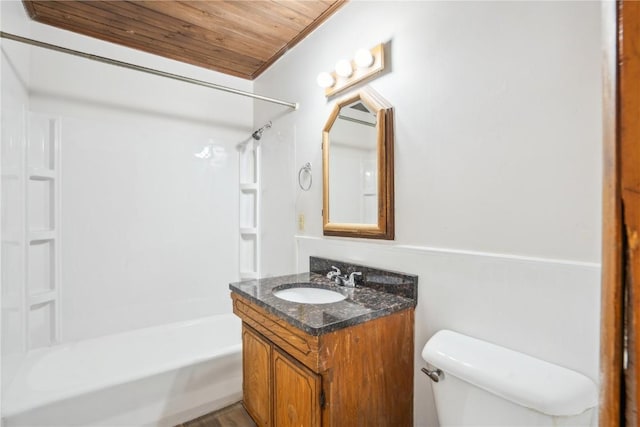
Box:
[1,2,254,423]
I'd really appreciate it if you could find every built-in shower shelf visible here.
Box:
[240,183,258,191]
[28,290,58,306]
[28,168,55,181]
[239,139,260,280]
[25,114,61,351]
[29,230,56,242]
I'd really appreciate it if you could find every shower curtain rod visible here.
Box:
[0,31,299,110]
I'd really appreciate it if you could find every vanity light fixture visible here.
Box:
[335,59,353,77]
[354,48,374,68]
[316,72,335,89]
[316,43,386,98]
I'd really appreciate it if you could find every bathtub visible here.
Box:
[2,313,242,426]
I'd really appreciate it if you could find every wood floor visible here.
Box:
[179,402,256,427]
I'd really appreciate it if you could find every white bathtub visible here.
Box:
[2,313,242,426]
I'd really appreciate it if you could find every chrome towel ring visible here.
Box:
[298,162,312,191]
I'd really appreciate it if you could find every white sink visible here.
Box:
[273,286,346,304]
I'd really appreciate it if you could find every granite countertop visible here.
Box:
[229,271,416,336]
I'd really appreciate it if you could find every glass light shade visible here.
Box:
[335,59,353,78]
[354,48,374,68]
[316,72,335,88]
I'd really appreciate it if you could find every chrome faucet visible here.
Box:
[340,271,362,287]
[326,266,342,281]
[326,266,361,288]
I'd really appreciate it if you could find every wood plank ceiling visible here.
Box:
[22,0,345,80]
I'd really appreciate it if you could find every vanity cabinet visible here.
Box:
[232,292,414,427]
[242,326,272,426]
[272,344,322,426]
[242,325,321,427]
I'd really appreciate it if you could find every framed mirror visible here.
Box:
[322,87,394,239]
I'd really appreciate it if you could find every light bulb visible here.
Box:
[335,59,353,78]
[316,72,335,88]
[354,48,374,68]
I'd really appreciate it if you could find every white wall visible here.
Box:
[255,2,602,425]
[1,0,254,345]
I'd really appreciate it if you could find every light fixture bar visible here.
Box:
[0,31,299,110]
[323,43,385,98]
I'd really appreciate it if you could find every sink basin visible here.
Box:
[273,286,346,304]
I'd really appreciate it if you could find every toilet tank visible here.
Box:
[422,330,598,427]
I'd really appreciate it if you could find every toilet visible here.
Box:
[422,330,598,426]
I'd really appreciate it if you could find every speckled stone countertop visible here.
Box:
[229,258,418,336]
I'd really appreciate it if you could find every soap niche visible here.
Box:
[29,301,55,349]
[239,234,257,273]
[239,191,256,229]
[28,179,54,232]
[28,239,55,294]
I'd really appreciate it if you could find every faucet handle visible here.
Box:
[327,266,341,278]
[349,272,362,283]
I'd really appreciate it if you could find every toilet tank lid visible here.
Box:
[421,330,597,417]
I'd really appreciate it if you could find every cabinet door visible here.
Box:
[243,325,272,427]
[273,347,322,427]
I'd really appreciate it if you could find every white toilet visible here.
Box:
[422,330,598,426]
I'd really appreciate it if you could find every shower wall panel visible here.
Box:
[1,38,30,395]
[24,35,253,343]
[30,108,247,343]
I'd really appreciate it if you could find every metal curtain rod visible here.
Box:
[0,31,299,110]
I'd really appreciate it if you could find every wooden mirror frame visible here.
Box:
[322,87,394,239]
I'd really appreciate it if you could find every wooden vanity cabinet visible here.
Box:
[232,293,414,427]
[242,326,322,427]
[272,345,322,426]
[242,326,272,426]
